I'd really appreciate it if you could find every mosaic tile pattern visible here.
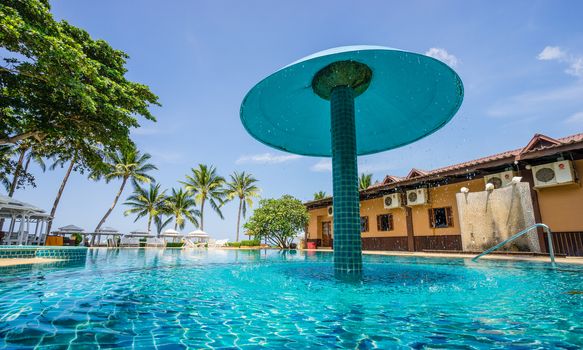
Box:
[330,86,362,274]
[0,246,88,261]
[0,249,581,349]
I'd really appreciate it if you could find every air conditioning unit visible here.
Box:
[406,188,428,206]
[327,206,333,217]
[484,171,516,189]
[532,160,576,188]
[383,193,402,209]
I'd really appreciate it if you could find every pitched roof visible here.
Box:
[406,168,428,179]
[372,132,583,187]
[305,132,583,207]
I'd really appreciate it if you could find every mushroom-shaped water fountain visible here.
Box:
[240,46,463,276]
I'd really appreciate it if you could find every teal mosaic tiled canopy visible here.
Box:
[240,45,464,157]
[240,46,464,275]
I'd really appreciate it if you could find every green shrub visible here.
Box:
[166,242,184,248]
[240,239,261,247]
[226,242,242,248]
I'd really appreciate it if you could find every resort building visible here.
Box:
[305,132,583,257]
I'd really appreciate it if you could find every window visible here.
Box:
[377,214,394,231]
[360,216,369,232]
[429,207,454,228]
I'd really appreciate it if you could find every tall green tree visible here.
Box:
[225,171,260,242]
[93,148,156,238]
[164,188,200,230]
[0,0,159,150]
[123,183,167,235]
[46,140,105,233]
[313,191,327,200]
[7,141,46,196]
[244,195,309,249]
[359,173,373,190]
[0,145,13,191]
[181,164,226,231]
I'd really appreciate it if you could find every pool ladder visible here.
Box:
[472,223,556,267]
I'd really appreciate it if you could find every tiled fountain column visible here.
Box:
[330,86,362,274]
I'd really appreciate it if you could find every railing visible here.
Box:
[472,223,556,266]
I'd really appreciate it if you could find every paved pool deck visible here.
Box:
[1,248,581,266]
[302,248,583,265]
[0,257,63,267]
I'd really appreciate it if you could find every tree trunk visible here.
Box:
[148,216,153,237]
[8,146,27,197]
[91,176,128,246]
[236,198,242,242]
[47,157,76,234]
[174,221,178,231]
[199,198,205,231]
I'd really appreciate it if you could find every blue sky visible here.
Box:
[13,0,583,240]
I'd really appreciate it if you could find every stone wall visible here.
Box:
[456,182,540,252]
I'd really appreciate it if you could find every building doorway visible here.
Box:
[322,221,332,247]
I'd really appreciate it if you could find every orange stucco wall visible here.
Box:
[307,197,409,240]
[411,178,484,236]
[307,160,583,245]
[307,179,485,240]
[359,197,408,237]
[306,207,331,240]
[537,159,583,232]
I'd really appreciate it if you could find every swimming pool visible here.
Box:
[0,249,581,349]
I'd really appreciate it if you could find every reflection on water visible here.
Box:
[0,249,581,349]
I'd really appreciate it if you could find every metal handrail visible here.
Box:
[472,223,556,266]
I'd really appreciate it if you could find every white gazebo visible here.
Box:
[94,226,122,247]
[161,228,183,243]
[56,224,85,233]
[186,229,210,243]
[0,195,51,245]
[50,224,86,246]
[120,229,156,247]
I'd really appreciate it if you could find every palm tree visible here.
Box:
[47,150,78,234]
[165,188,200,230]
[313,191,327,200]
[181,164,226,230]
[93,148,156,240]
[123,182,167,235]
[359,173,373,190]
[225,171,260,242]
[155,215,172,236]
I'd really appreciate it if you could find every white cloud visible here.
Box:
[310,159,332,172]
[565,111,583,125]
[360,161,395,173]
[566,57,583,78]
[537,46,583,78]
[487,83,583,118]
[537,46,566,61]
[149,151,184,164]
[236,152,302,165]
[310,159,394,173]
[425,48,459,67]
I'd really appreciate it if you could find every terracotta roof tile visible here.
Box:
[373,132,583,187]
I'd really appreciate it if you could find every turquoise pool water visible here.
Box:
[0,249,581,349]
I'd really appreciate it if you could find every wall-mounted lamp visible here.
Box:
[485,183,495,192]
[460,187,470,194]
[525,164,532,170]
